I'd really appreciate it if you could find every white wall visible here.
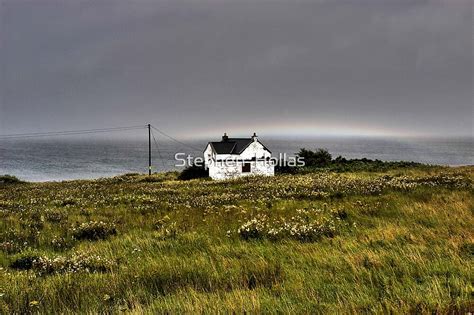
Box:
[240,140,271,159]
[204,144,214,165]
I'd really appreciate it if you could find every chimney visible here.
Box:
[222,133,229,141]
[252,132,257,141]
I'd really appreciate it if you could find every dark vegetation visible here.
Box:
[297,148,333,167]
[276,148,424,174]
[178,164,209,180]
[0,175,23,185]
[71,221,117,241]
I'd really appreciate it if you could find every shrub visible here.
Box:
[329,157,423,172]
[236,209,351,242]
[71,221,117,241]
[293,150,424,172]
[178,164,209,180]
[0,175,23,184]
[10,255,39,270]
[275,160,300,174]
[297,148,332,167]
[10,253,115,275]
[237,215,268,240]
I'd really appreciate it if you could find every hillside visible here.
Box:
[0,166,473,313]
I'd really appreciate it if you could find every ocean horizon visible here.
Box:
[1,135,472,182]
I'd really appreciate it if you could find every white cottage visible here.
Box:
[204,133,274,180]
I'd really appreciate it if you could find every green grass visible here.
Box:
[0,166,473,313]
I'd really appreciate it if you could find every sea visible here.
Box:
[0,136,472,182]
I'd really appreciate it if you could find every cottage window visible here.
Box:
[242,162,251,173]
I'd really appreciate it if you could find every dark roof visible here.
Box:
[208,137,271,154]
[210,141,237,154]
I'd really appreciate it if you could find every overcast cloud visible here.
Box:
[0,0,472,138]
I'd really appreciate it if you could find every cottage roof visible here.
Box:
[208,136,271,154]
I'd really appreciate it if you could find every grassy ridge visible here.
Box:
[0,167,473,313]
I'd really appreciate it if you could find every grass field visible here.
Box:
[0,166,473,313]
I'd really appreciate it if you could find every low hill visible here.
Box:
[0,166,473,313]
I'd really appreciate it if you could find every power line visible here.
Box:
[0,125,146,138]
[0,124,201,152]
[0,125,146,140]
[150,129,166,170]
[150,125,201,151]
[0,123,199,176]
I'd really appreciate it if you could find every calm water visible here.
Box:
[0,136,472,182]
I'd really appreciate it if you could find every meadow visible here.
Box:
[0,166,473,313]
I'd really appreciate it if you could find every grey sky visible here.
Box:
[0,0,472,138]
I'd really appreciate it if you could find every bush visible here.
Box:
[237,215,267,240]
[72,221,117,241]
[236,209,351,242]
[293,149,423,172]
[10,253,115,275]
[0,175,23,184]
[297,148,332,167]
[329,157,423,172]
[10,255,39,270]
[275,160,300,174]
[178,164,209,180]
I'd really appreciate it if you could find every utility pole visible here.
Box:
[148,124,152,176]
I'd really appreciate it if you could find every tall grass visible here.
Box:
[0,167,472,313]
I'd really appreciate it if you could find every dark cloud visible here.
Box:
[1,0,472,137]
